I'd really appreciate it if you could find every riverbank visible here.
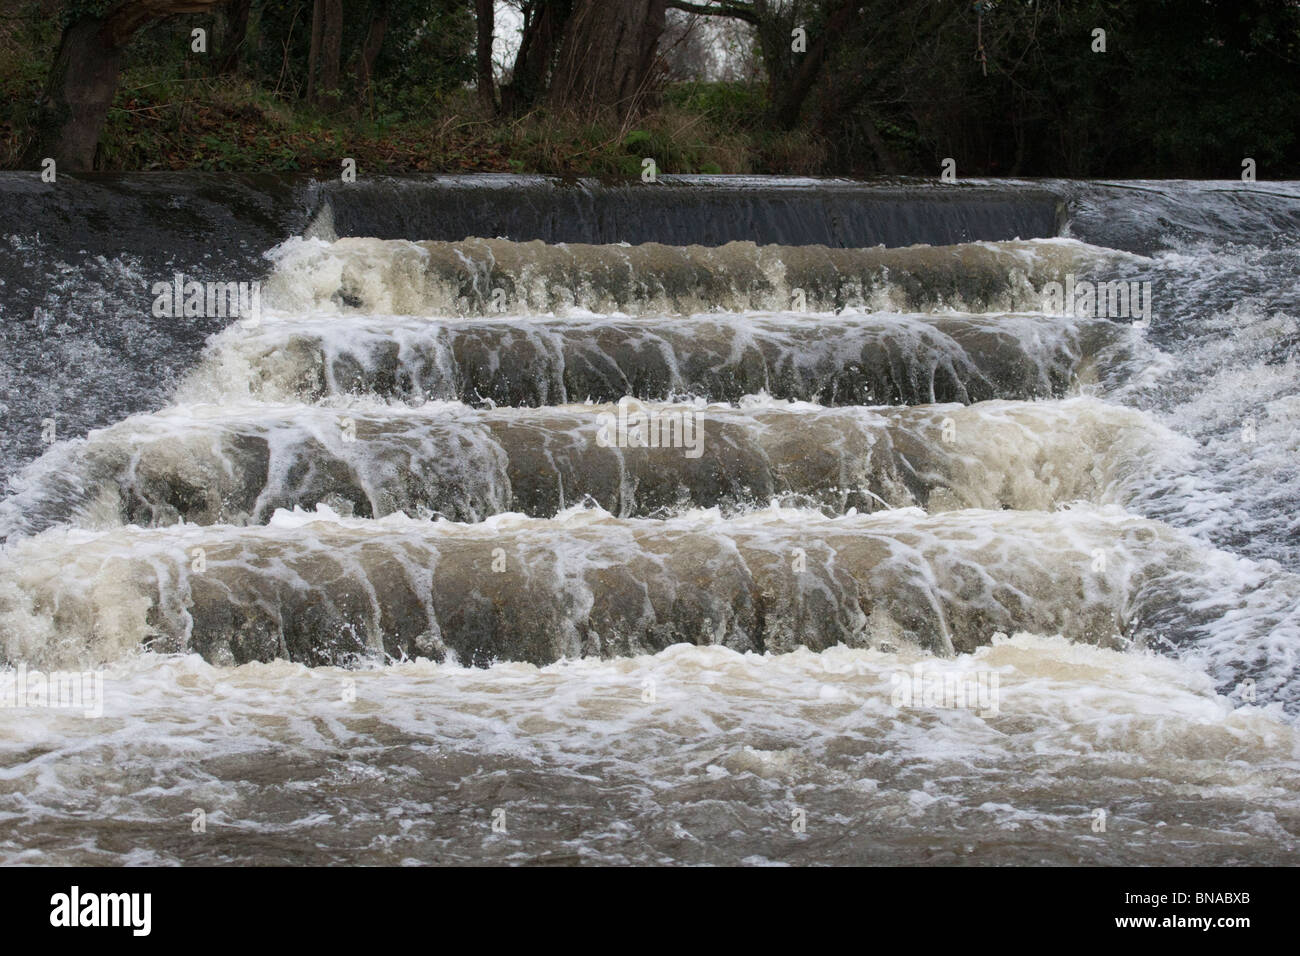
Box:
[0,61,822,177]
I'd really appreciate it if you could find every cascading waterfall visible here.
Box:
[0,175,1297,865]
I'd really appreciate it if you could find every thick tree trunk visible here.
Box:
[215,0,253,75]
[21,1,226,171]
[475,0,497,114]
[356,1,390,100]
[502,0,572,114]
[318,0,344,105]
[20,18,124,171]
[547,0,667,118]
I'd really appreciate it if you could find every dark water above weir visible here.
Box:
[316,175,1065,247]
[0,174,1298,865]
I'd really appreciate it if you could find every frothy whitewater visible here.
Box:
[0,177,1296,865]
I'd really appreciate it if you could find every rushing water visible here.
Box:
[0,176,1297,865]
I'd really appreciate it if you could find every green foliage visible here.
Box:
[811,0,1300,177]
[611,111,750,175]
[663,81,766,128]
[372,0,475,95]
[249,0,473,111]
[59,0,119,26]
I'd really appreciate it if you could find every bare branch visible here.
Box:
[666,1,757,26]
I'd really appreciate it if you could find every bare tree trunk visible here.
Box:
[860,113,898,173]
[20,17,122,170]
[752,0,795,112]
[502,0,572,114]
[21,0,226,171]
[770,0,856,129]
[548,0,667,118]
[356,0,390,105]
[306,0,324,102]
[318,0,343,106]
[215,0,253,75]
[475,0,497,114]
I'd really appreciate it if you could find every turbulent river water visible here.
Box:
[0,175,1297,865]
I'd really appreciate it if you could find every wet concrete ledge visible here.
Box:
[313,174,1067,247]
